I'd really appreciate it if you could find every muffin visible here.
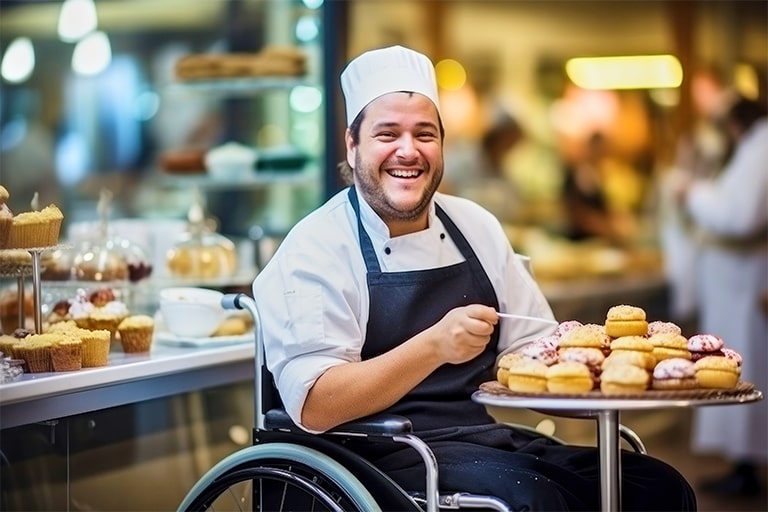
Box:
[546,361,594,393]
[7,204,64,248]
[118,315,155,353]
[600,364,649,394]
[0,334,20,358]
[652,358,697,390]
[604,305,648,338]
[14,334,56,373]
[79,328,111,367]
[505,357,549,393]
[695,355,740,389]
[0,289,34,334]
[50,337,83,372]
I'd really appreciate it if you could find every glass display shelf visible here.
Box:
[164,76,316,97]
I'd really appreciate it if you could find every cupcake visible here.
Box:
[14,334,56,372]
[79,328,111,367]
[118,315,155,353]
[50,337,83,372]
[0,334,20,358]
[7,204,64,248]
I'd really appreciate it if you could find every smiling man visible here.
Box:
[252,45,695,510]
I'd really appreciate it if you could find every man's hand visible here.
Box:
[429,304,498,364]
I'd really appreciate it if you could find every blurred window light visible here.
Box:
[58,0,98,43]
[435,59,466,91]
[289,85,322,113]
[1,37,35,83]
[295,15,319,42]
[72,31,111,76]
[734,63,759,100]
[301,0,324,9]
[566,55,683,90]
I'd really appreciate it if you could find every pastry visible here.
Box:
[602,350,654,371]
[651,358,697,390]
[695,355,740,389]
[78,328,111,367]
[721,347,743,367]
[0,289,34,334]
[558,324,610,354]
[600,364,649,394]
[50,337,83,372]
[517,337,559,366]
[118,315,155,353]
[0,334,19,358]
[687,333,725,361]
[554,320,583,339]
[604,304,648,338]
[545,361,594,393]
[609,336,656,370]
[558,347,604,388]
[648,333,691,362]
[212,316,248,337]
[647,320,682,337]
[7,204,64,248]
[13,334,56,373]
[505,357,549,393]
[0,186,12,249]
[496,352,527,386]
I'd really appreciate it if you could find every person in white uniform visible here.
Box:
[253,44,695,510]
[677,96,768,496]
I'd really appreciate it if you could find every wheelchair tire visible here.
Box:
[178,442,383,512]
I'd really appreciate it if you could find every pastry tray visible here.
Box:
[154,330,253,348]
[479,379,756,400]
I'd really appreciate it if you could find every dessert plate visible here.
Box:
[154,330,253,348]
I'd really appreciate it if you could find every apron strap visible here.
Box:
[347,186,382,273]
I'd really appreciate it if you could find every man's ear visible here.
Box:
[345,128,356,168]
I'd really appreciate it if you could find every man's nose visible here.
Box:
[395,134,418,159]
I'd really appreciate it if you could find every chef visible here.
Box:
[252,44,695,510]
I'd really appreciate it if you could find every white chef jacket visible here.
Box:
[686,118,768,460]
[252,187,555,430]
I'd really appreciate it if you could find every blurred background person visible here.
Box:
[676,95,768,497]
[443,110,524,223]
[560,131,638,245]
[657,67,732,335]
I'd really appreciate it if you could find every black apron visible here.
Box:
[348,186,499,431]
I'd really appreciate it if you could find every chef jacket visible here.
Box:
[252,187,555,432]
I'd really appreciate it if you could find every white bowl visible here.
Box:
[159,287,226,338]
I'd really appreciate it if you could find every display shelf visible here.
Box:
[164,76,314,97]
[155,169,317,189]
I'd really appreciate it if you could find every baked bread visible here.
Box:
[546,361,594,393]
[604,304,648,338]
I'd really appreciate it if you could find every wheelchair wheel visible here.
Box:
[179,443,383,512]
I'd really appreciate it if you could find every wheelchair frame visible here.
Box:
[177,293,645,512]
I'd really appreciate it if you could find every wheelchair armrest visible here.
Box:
[264,408,413,437]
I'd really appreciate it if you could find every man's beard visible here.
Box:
[353,153,443,224]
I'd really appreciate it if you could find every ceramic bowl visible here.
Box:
[159,287,225,338]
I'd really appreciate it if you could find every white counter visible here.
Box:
[0,341,255,429]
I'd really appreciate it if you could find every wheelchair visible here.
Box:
[178,293,646,512]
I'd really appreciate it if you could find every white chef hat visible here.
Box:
[340,45,440,127]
